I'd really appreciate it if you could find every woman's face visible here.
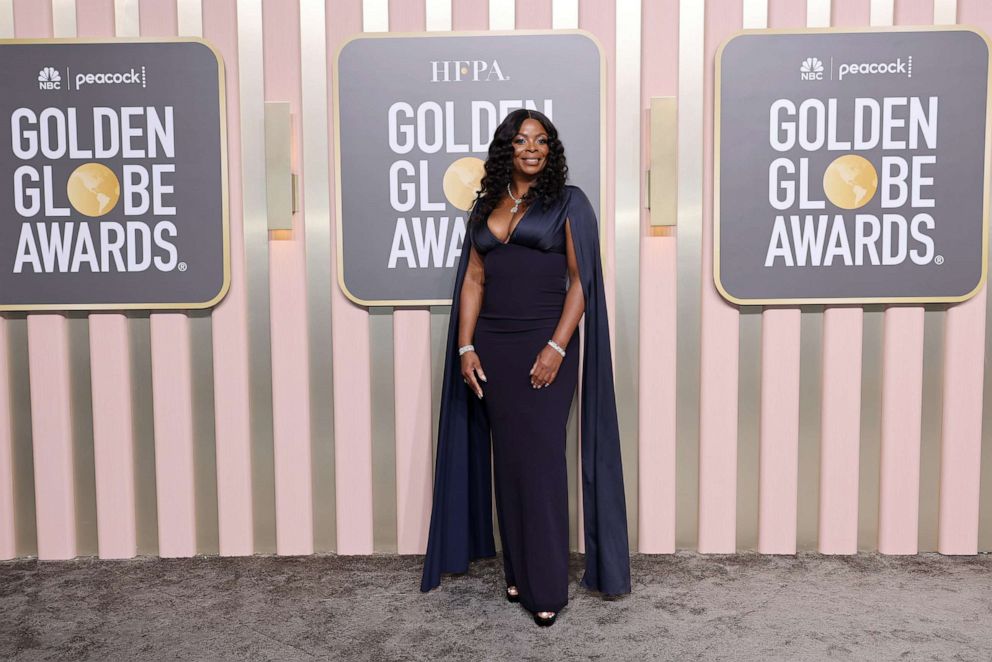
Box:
[511,118,549,177]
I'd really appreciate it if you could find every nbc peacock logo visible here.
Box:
[800,57,824,81]
[38,66,61,90]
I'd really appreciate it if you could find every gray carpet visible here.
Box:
[1,551,991,661]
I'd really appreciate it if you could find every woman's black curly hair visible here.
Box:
[468,108,568,227]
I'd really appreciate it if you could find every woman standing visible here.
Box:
[420,109,630,626]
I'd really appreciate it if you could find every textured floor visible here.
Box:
[1,551,991,661]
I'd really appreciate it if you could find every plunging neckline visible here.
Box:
[486,200,535,246]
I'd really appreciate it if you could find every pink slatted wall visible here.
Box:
[0,0,989,562]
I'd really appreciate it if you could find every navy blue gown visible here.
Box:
[420,184,631,607]
[472,204,580,613]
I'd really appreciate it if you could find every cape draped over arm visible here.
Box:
[420,184,631,597]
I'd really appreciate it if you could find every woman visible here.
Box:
[420,109,630,627]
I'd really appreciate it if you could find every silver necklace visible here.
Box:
[507,182,525,213]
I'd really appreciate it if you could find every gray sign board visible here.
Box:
[0,39,229,311]
[334,31,604,305]
[715,27,991,304]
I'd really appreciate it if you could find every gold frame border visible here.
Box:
[713,24,992,306]
[0,36,231,312]
[331,28,609,307]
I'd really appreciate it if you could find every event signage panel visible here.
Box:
[0,39,229,311]
[715,27,992,304]
[333,31,604,305]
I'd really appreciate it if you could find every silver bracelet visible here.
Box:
[458,344,475,356]
[547,339,565,357]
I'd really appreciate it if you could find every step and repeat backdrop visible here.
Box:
[334,31,603,304]
[715,26,990,305]
[1,0,992,563]
[0,39,229,310]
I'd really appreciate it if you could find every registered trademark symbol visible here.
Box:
[934,255,944,265]
[178,262,188,272]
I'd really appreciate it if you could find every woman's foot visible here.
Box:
[533,610,557,627]
[505,585,520,602]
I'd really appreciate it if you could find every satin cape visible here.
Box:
[419,184,631,597]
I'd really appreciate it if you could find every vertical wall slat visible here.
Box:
[896,0,941,558]
[425,0,450,30]
[0,0,16,561]
[550,0,576,28]
[799,0,840,552]
[53,0,102,560]
[878,307,926,553]
[388,0,433,556]
[551,0,582,555]
[758,313,802,552]
[149,315,197,556]
[300,0,336,554]
[452,0,486,29]
[74,0,138,560]
[115,0,153,561]
[959,0,992,555]
[614,0,642,552]
[0,318,14,559]
[816,0,867,559]
[27,315,77,559]
[364,0,394,560]
[132,0,198,558]
[819,307,864,553]
[736,2,766,555]
[637,0,679,554]
[204,0,255,557]
[236,0,278,555]
[697,0,742,554]
[675,0,704,550]
[756,0,806,556]
[874,0,926,555]
[489,0,512,29]
[577,0,618,557]
[781,0,826,556]
[15,0,78,562]
[579,2,617,355]
[329,0,375,554]
[935,0,986,556]
[514,0,550,27]
[262,0,314,556]
[424,1,452,553]
[179,0,220,559]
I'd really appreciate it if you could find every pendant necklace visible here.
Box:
[507,182,525,213]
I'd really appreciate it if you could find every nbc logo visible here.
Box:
[38,66,61,90]
[800,57,824,81]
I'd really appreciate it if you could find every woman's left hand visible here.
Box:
[530,345,563,389]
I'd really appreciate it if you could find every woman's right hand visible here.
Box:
[461,351,486,399]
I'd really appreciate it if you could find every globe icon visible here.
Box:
[822,154,878,210]
[66,163,121,217]
[443,157,486,211]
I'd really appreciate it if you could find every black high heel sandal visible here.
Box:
[505,586,520,603]
[533,610,557,627]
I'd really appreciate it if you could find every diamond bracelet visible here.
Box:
[547,340,565,357]
[458,344,475,357]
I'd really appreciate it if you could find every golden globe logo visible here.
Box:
[65,163,120,217]
[10,106,181,275]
